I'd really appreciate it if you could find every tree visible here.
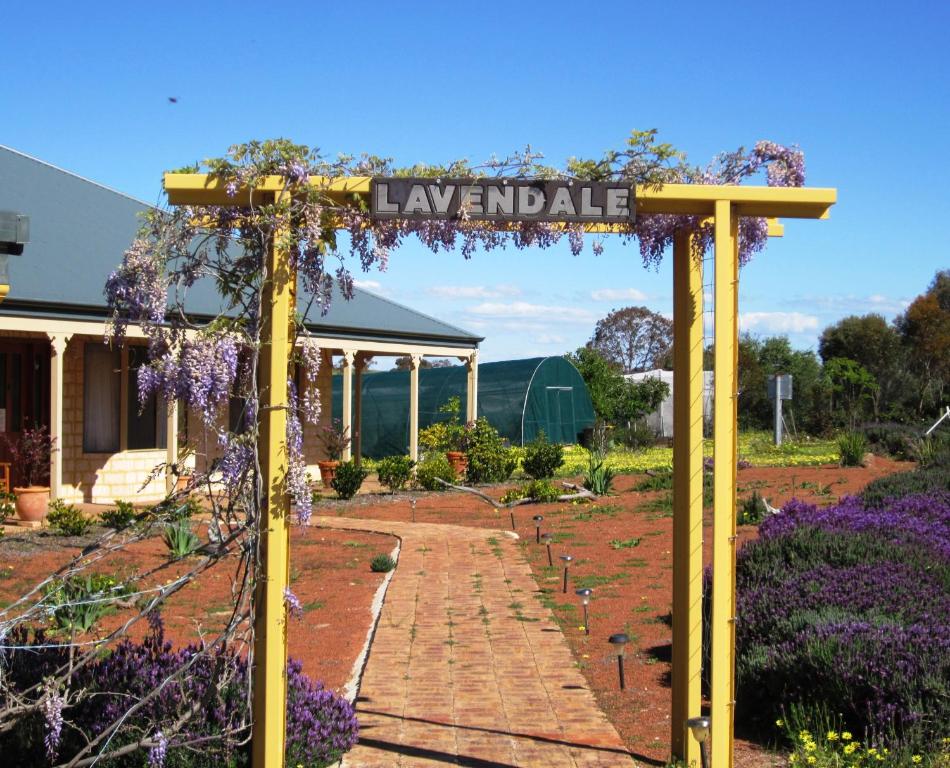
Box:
[897,270,950,412]
[392,356,454,370]
[588,306,673,373]
[818,314,908,419]
[824,357,878,428]
[567,347,668,423]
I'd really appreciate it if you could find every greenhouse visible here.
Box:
[332,356,595,459]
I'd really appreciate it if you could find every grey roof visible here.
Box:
[0,146,481,348]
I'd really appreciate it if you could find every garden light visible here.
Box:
[540,533,553,566]
[608,633,629,690]
[559,554,573,593]
[410,498,416,522]
[687,716,711,768]
[533,514,543,543]
[575,588,593,635]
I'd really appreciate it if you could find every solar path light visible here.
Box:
[410,498,416,522]
[576,588,593,635]
[559,554,573,593]
[687,716,711,768]
[608,633,629,690]
[533,514,543,543]
[540,533,554,566]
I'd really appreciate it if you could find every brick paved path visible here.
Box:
[312,516,633,768]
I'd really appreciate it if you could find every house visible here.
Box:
[0,146,481,503]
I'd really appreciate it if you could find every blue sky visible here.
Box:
[4,1,947,364]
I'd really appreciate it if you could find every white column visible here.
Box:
[353,354,370,466]
[165,398,179,494]
[48,334,70,501]
[409,354,421,462]
[341,351,355,462]
[465,350,479,422]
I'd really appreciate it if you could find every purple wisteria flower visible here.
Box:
[284,587,304,620]
[42,681,64,761]
[147,730,168,768]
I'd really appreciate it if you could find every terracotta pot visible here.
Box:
[318,460,340,487]
[445,451,468,475]
[14,486,50,522]
[175,476,192,493]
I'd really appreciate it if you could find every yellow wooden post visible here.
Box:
[711,199,739,767]
[671,229,704,765]
[252,190,293,768]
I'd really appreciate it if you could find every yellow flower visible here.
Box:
[776,719,785,727]
[805,741,817,752]
[875,755,884,762]
[844,743,857,755]
[842,731,853,741]
[912,757,922,764]
[789,755,798,764]
[807,757,816,765]
[867,748,878,756]
[827,731,840,741]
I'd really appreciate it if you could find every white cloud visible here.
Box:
[534,333,566,345]
[779,293,910,316]
[590,287,649,302]
[353,279,383,291]
[740,311,820,333]
[428,284,521,299]
[468,301,595,324]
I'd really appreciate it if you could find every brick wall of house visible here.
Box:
[60,337,167,504]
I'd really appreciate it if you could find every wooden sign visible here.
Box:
[371,178,635,224]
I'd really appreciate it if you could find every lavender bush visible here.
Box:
[707,489,950,757]
[1,614,358,767]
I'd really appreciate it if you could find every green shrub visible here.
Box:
[861,467,950,508]
[583,452,616,496]
[44,572,132,634]
[465,418,517,484]
[376,455,415,493]
[521,431,564,479]
[860,422,918,460]
[633,470,673,491]
[613,421,656,450]
[500,479,562,504]
[47,499,92,536]
[418,396,466,452]
[370,554,396,572]
[415,453,457,490]
[98,499,136,530]
[331,460,368,500]
[737,491,765,526]
[836,431,867,467]
[0,491,14,529]
[914,432,950,469]
[162,519,200,558]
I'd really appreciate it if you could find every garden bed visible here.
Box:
[0,520,394,695]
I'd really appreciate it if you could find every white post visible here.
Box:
[409,354,421,462]
[353,354,369,466]
[341,351,355,462]
[465,350,479,423]
[48,334,69,501]
[165,398,179,494]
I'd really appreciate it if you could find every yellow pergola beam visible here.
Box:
[164,173,835,220]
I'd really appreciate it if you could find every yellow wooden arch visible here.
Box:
[164,173,836,768]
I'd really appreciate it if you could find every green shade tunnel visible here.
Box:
[332,357,595,459]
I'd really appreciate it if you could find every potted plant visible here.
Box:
[5,426,57,523]
[317,419,351,487]
[419,397,469,474]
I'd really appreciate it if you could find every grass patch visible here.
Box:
[610,537,641,550]
[573,572,630,589]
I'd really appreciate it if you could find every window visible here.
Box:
[83,345,120,452]
[127,346,167,450]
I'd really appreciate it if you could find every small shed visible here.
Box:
[625,369,714,437]
[333,356,595,458]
